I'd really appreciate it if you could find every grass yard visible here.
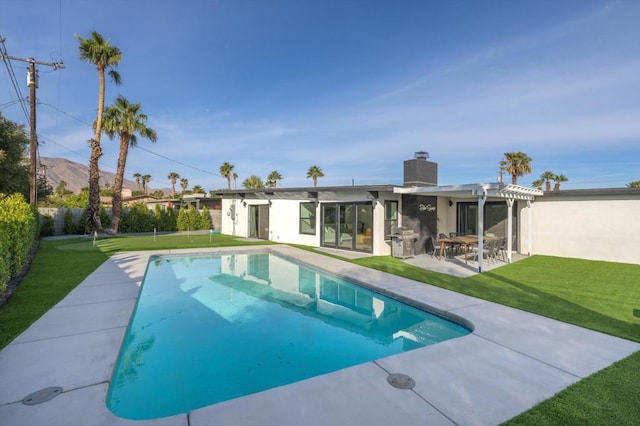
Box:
[1,236,638,423]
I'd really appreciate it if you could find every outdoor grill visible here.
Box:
[390,227,417,259]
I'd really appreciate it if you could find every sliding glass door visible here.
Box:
[457,201,517,243]
[321,202,373,252]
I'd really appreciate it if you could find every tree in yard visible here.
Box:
[167,172,180,197]
[307,165,324,188]
[192,185,205,194]
[539,171,555,192]
[626,181,640,188]
[243,175,264,189]
[133,172,142,192]
[499,152,532,185]
[142,174,152,194]
[102,95,157,232]
[180,178,189,195]
[0,113,29,198]
[55,180,72,196]
[76,30,122,233]
[553,174,568,191]
[219,162,235,190]
[266,170,283,188]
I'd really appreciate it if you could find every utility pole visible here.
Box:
[1,38,64,205]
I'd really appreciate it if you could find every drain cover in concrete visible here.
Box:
[22,387,63,405]
[387,373,416,389]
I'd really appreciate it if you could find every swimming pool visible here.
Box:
[107,251,470,420]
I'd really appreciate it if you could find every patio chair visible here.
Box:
[438,233,454,258]
[429,235,439,258]
[496,237,507,261]
[449,232,462,255]
[470,238,498,264]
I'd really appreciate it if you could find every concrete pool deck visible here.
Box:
[1,245,638,425]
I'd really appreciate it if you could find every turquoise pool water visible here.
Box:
[107,251,470,420]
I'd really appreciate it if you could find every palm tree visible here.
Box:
[540,171,555,192]
[553,174,568,191]
[307,165,324,188]
[219,162,235,190]
[133,172,142,192]
[499,152,532,185]
[266,170,283,188]
[142,174,152,194]
[243,175,264,189]
[167,172,180,197]
[192,185,205,194]
[627,181,640,188]
[102,96,157,232]
[76,31,122,232]
[232,172,238,189]
[180,178,189,195]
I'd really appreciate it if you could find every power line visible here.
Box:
[38,101,224,180]
[0,36,65,204]
[0,36,30,123]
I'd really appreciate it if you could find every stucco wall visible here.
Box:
[221,192,396,255]
[529,195,640,265]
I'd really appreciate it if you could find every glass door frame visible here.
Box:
[321,202,373,253]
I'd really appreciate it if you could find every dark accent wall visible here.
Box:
[401,195,438,255]
[403,159,438,187]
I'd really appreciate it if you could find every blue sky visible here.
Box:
[1,0,639,191]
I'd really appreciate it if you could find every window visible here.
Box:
[384,200,398,239]
[299,202,316,235]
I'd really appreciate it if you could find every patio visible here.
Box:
[318,246,526,278]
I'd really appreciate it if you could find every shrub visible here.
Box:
[39,214,55,237]
[63,209,76,235]
[100,207,111,229]
[199,206,211,230]
[0,193,38,287]
[177,205,201,231]
[154,205,177,232]
[120,202,155,233]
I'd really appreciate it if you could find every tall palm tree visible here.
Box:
[76,31,122,232]
[219,162,235,189]
[243,175,264,189]
[180,178,189,195]
[142,174,152,194]
[531,179,544,190]
[133,172,142,192]
[307,165,324,188]
[499,152,532,185]
[540,171,555,192]
[102,95,157,232]
[553,174,568,191]
[167,172,180,197]
[266,170,283,188]
[232,172,238,189]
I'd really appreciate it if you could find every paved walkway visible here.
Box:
[1,246,638,425]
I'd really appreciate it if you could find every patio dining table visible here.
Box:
[438,235,481,263]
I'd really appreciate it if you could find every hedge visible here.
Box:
[0,193,38,290]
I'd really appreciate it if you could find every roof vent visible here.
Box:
[414,151,429,160]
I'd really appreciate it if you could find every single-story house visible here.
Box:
[215,153,640,269]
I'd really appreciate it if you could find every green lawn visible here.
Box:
[1,236,638,423]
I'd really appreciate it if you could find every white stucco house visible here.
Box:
[216,153,640,269]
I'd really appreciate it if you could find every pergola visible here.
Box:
[394,183,543,272]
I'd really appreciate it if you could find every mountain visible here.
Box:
[40,157,167,195]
